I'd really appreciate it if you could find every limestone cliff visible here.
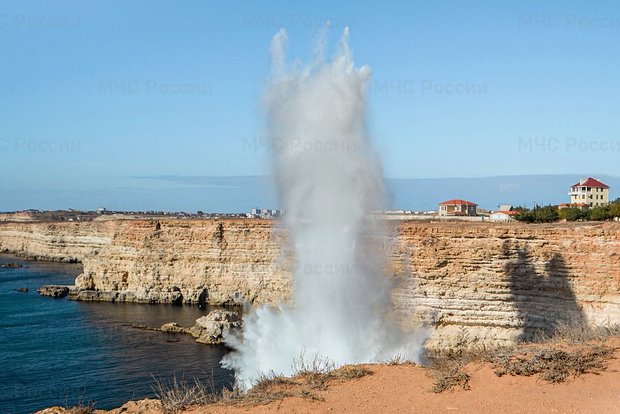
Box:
[0,221,112,262]
[1,219,619,346]
[389,222,620,347]
[74,219,291,305]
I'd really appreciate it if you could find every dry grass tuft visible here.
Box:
[427,327,474,393]
[430,358,471,393]
[290,353,335,390]
[150,323,620,407]
[427,323,620,391]
[64,402,96,414]
[63,397,96,414]
[241,356,372,403]
[489,322,620,384]
[152,375,222,413]
[150,356,373,412]
[331,365,373,380]
[242,373,296,405]
[383,354,415,366]
[536,322,620,344]
[493,344,615,383]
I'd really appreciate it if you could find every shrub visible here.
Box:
[514,205,559,223]
[65,401,96,414]
[588,205,611,221]
[493,344,614,383]
[609,200,620,219]
[152,375,217,414]
[514,209,535,223]
[534,205,560,223]
[559,207,587,221]
[431,359,471,393]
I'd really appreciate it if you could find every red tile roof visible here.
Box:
[439,199,477,206]
[571,177,609,188]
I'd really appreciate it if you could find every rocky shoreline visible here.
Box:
[3,219,620,348]
[158,309,241,344]
[0,261,23,268]
[37,285,71,298]
[36,283,243,345]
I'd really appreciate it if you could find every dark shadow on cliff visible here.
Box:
[503,242,584,342]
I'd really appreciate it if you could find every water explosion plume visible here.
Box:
[222,28,426,388]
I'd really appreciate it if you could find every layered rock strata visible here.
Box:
[2,219,619,346]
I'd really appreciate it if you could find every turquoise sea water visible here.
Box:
[0,255,234,414]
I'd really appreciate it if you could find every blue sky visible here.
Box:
[1,1,619,211]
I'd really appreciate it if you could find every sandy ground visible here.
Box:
[38,339,620,414]
[197,363,620,414]
[191,341,620,414]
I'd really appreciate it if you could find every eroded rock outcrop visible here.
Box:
[37,285,71,298]
[3,219,620,347]
[0,221,113,262]
[160,310,242,344]
[190,310,242,344]
[34,399,161,414]
[0,262,22,268]
[389,222,620,347]
[74,220,291,306]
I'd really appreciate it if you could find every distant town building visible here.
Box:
[489,210,519,222]
[569,177,610,207]
[438,199,478,216]
[249,208,283,219]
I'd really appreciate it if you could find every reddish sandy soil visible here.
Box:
[38,339,620,414]
[191,340,620,414]
[198,365,619,414]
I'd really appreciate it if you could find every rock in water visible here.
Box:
[0,262,23,268]
[160,322,187,334]
[37,285,70,298]
[16,287,29,293]
[190,310,241,344]
[158,310,242,345]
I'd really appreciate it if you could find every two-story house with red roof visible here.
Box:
[569,177,610,207]
[438,199,478,216]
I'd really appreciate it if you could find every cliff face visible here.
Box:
[0,221,112,262]
[1,219,619,346]
[389,222,620,347]
[75,219,291,305]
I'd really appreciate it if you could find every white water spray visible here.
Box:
[222,28,426,388]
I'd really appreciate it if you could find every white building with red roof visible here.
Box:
[569,177,610,207]
[438,199,478,216]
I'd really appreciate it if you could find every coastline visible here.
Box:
[0,258,235,413]
[2,219,619,349]
[4,220,620,412]
[35,335,620,414]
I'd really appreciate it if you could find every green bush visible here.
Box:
[514,210,535,223]
[559,207,587,221]
[513,205,559,223]
[588,205,611,221]
[534,205,560,223]
[513,201,620,223]
[609,200,620,219]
